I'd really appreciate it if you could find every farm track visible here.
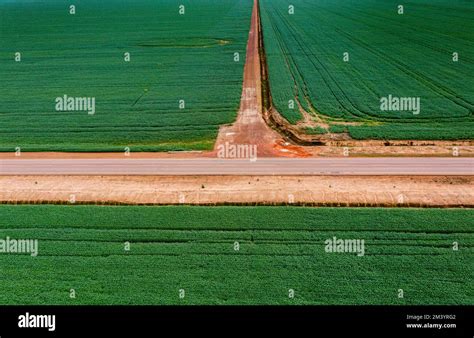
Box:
[212,0,309,158]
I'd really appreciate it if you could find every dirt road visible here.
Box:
[212,0,308,158]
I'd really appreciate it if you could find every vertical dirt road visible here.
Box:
[213,0,308,157]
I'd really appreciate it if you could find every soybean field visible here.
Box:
[0,205,472,305]
[0,0,252,151]
[260,0,474,140]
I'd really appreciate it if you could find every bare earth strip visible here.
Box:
[2,175,472,207]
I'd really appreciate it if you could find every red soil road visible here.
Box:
[211,0,309,158]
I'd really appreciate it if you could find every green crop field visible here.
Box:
[260,0,474,140]
[0,0,252,151]
[0,205,472,305]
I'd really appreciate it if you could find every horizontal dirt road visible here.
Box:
[1,158,473,175]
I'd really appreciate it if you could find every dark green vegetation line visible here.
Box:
[0,0,252,151]
[260,0,474,140]
[0,205,472,305]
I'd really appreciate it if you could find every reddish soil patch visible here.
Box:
[211,0,309,158]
